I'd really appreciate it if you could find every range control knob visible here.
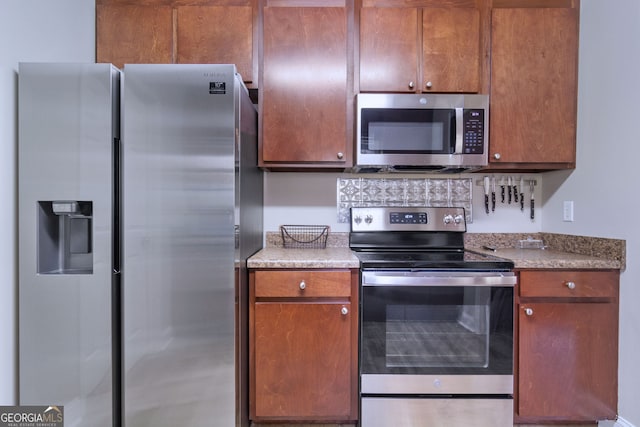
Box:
[353,215,362,225]
[443,214,454,225]
[454,214,464,225]
[364,215,373,224]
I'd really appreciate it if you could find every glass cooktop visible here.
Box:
[354,249,514,271]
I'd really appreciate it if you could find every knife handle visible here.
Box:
[491,193,496,212]
[500,186,505,203]
[513,187,519,203]
[485,195,490,214]
[530,199,535,220]
[520,193,524,211]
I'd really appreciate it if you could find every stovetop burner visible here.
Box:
[354,250,514,270]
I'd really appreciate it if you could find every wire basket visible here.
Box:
[280,225,330,249]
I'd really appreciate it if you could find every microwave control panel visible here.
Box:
[462,109,485,154]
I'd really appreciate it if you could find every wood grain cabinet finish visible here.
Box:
[96,4,174,66]
[249,269,358,422]
[175,5,254,82]
[516,269,619,423]
[359,3,480,93]
[489,3,579,169]
[260,1,352,169]
[96,0,257,85]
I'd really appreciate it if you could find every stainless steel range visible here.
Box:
[350,207,516,427]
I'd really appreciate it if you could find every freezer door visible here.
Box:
[122,64,239,426]
[18,63,119,426]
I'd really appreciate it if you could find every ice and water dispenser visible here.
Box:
[38,200,93,274]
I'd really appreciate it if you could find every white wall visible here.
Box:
[264,172,543,234]
[542,1,640,425]
[0,0,95,405]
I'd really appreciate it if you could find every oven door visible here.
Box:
[360,270,515,395]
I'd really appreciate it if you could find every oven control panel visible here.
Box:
[351,206,466,232]
[389,211,427,224]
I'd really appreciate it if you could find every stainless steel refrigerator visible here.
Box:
[18,63,262,427]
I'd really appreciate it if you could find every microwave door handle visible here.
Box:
[454,107,464,154]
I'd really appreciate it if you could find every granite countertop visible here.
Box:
[248,231,625,271]
[465,232,625,271]
[468,247,622,270]
[247,247,360,269]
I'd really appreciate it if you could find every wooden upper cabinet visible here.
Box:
[176,5,254,83]
[96,0,257,85]
[359,7,418,92]
[96,5,173,68]
[489,6,578,168]
[422,8,480,93]
[260,3,350,167]
[359,5,481,93]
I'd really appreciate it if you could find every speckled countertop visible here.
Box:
[247,232,359,269]
[247,247,360,269]
[248,231,625,271]
[465,232,625,270]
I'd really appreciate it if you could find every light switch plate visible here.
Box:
[563,200,574,222]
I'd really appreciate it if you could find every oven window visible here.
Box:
[360,108,455,154]
[361,285,513,375]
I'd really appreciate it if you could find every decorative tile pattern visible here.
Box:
[337,177,473,223]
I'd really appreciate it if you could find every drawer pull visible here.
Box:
[524,307,534,316]
[299,280,306,290]
[341,306,349,316]
[565,281,576,290]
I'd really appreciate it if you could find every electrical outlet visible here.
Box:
[563,201,574,222]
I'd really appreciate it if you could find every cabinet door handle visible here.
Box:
[299,280,306,290]
[524,307,534,316]
[565,281,576,290]
[341,306,349,316]
[493,153,502,160]
[337,152,344,160]
[425,81,433,89]
[408,81,415,89]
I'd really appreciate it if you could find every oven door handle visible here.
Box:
[361,271,516,287]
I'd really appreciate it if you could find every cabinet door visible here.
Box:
[96,5,173,68]
[261,6,348,166]
[359,7,418,92]
[490,7,578,167]
[176,5,255,83]
[253,302,352,419]
[518,302,617,420]
[422,8,480,93]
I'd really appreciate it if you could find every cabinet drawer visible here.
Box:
[519,270,618,299]
[254,270,351,298]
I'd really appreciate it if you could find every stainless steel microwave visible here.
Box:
[355,93,489,172]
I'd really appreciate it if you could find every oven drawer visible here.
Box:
[254,270,351,298]
[361,397,513,427]
[519,270,618,298]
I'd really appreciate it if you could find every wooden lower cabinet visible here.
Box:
[249,269,358,422]
[516,269,619,423]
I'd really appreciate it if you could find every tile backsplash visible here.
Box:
[337,177,473,223]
